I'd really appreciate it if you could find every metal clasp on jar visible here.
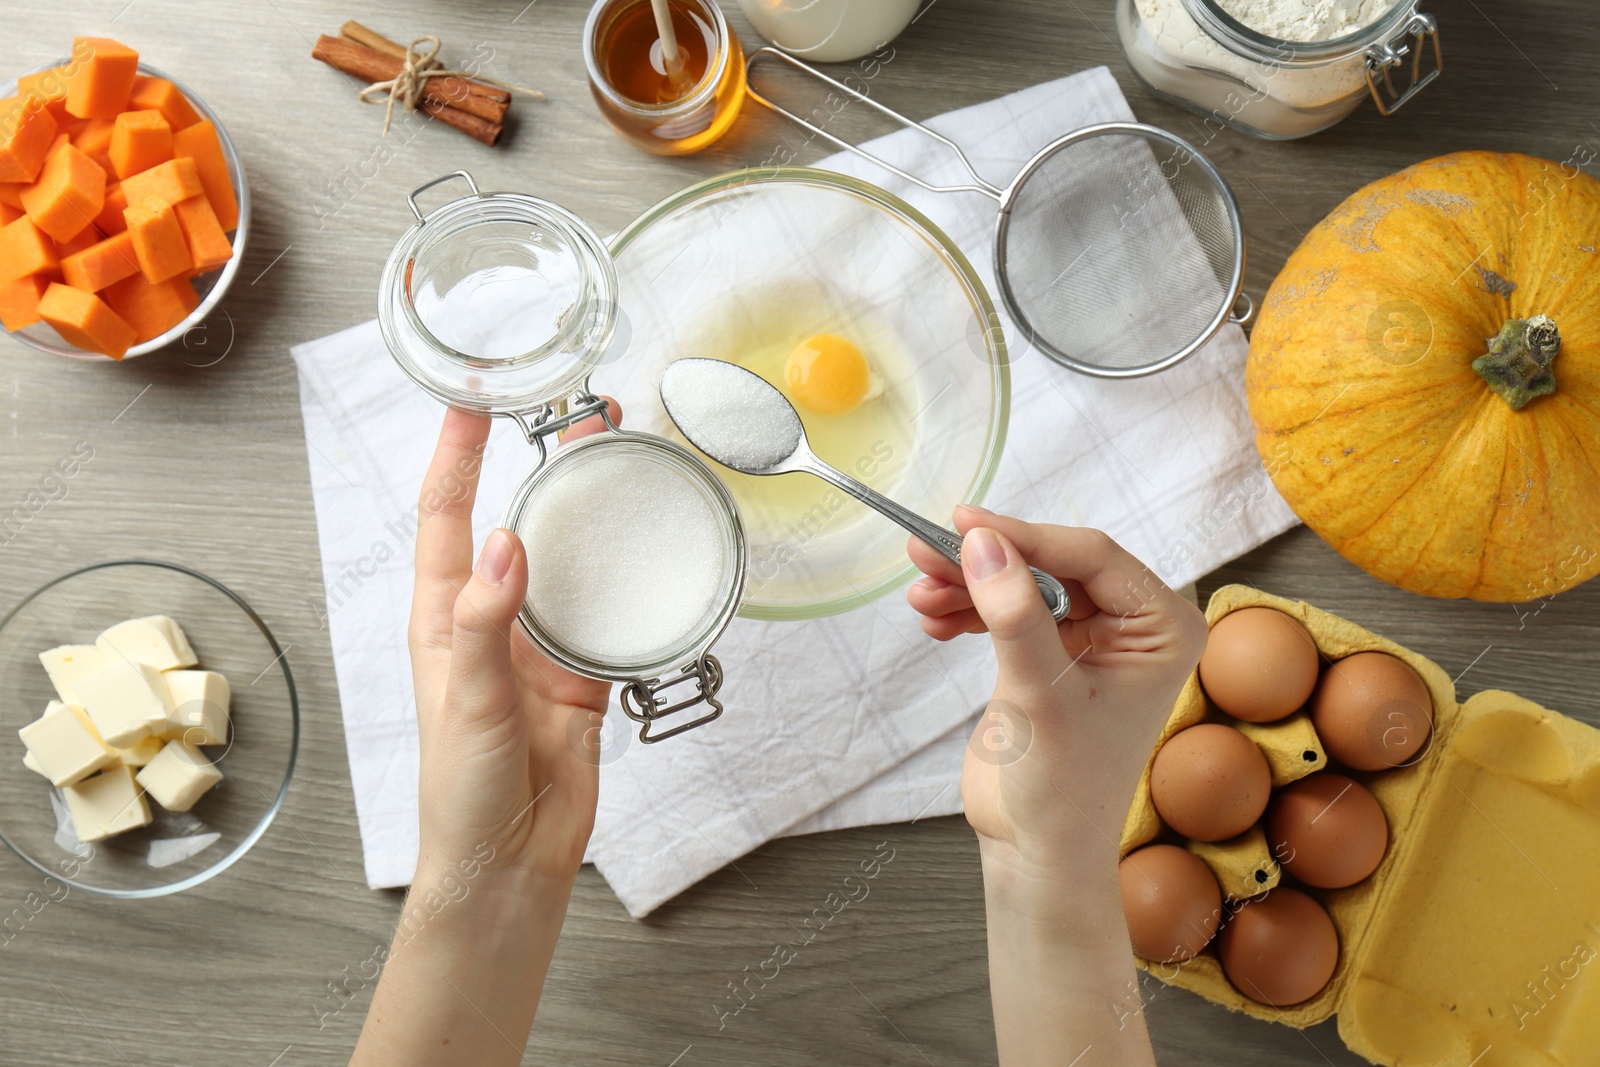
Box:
[508,393,618,464]
[620,655,726,743]
[1365,12,1442,115]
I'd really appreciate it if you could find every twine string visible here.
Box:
[357,36,544,135]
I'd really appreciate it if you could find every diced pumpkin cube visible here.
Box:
[173,195,231,273]
[93,182,127,235]
[120,156,201,210]
[72,115,115,156]
[0,216,59,282]
[56,224,104,258]
[0,95,60,183]
[0,273,52,331]
[69,115,116,177]
[16,68,72,122]
[109,110,172,180]
[124,200,190,282]
[127,76,200,133]
[0,201,20,225]
[0,183,22,210]
[64,38,140,119]
[37,282,136,358]
[61,230,137,292]
[170,122,236,231]
[101,272,197,343]
[19,141,105,243]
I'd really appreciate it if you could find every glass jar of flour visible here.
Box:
[379,172,746,743]
[1116,0,1442,139]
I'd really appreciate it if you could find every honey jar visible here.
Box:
[583,0,747,155]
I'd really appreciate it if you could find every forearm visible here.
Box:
[982,841,1155,1067]
[351,863,574,1067]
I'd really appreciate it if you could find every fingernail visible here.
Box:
[957,503,993,516]
[478,529,514,584]
[963,527,1007,581]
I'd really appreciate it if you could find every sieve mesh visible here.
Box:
[997,129,1241,375]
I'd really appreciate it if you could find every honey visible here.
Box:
[599,1,713,104]
[584,0,746,155]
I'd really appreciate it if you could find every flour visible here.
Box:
[1122,0,1405,135]
[1216,0,1391,42]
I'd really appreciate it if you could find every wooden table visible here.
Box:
[3,1,1594,1064]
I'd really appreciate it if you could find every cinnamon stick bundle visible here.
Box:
[340,20,511,106]
[312,35,509,124]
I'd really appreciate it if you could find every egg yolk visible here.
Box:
[783,334,872,417]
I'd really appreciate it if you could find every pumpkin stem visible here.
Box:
[1472,315,1560,410]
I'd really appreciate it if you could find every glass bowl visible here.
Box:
[0,561,297,897]
[603,168,1009,621]
[0,61,250,362]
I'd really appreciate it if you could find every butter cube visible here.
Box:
[63,765,152,843]
[74,658,175,747]
[97,615,198,671]
[37,644,109,705]
[162,669,230,745]
[18,700,115,787]
[23,751,43,776]
[111,733,165,767]
[136,741,222,812]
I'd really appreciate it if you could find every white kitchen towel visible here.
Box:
[291,66,1297,916]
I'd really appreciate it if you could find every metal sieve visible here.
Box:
[747,48,1253,378]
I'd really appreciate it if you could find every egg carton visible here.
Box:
[1121,583,1600,1066]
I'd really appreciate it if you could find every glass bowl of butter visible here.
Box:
[0,560,297,897]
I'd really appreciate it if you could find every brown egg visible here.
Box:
[1218,887,1339,1006]
[1198,608,1321,723]
[1266,773,1388,888]
[1310,652,1433,770]
[1150,724,1272,842]
[1119,845,1223,963]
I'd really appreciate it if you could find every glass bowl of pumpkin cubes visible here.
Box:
[0,36,248,360]
[0,561,297,896]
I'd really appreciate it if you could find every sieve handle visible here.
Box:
[744,47,1004,202]
[1229,290,1254,326]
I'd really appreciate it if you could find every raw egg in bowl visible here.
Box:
[602,169,1008,621]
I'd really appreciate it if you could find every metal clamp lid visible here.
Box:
[1365,13,1442,115]
[620,655,726,743]
[507,392,618,463]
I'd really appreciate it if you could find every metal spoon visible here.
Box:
[659,358,1070,621]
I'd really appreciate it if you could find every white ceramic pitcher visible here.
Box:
[736,0,922,62]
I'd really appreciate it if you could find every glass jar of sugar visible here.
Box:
[1116,0,1442,139]
[379,172,747,743]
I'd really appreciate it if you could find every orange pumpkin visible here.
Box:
[1248,152,1600,602]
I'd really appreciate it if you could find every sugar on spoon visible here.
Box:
[658,358,1071,621]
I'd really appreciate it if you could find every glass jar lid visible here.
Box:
[378,172,619,415]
